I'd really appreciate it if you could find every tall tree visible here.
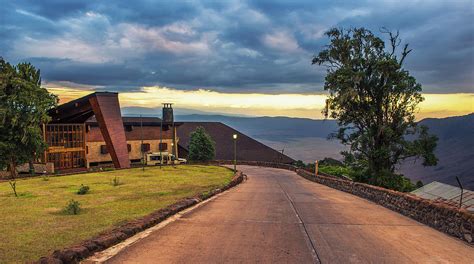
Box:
[0,58,58,182]
[188,126,216,162]
[312,28,438,190]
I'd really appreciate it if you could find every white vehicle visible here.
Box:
[177,158,187,164]
[145,152,183,165]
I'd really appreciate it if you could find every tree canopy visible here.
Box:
[312,28,438,191]
[0,58,58,177]
[188,126,216,162]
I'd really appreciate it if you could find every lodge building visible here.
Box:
[83,116,179,167]
[42,92,179,170]
[41,92,294,172]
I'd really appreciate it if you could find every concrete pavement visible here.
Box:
[105,165,474,263]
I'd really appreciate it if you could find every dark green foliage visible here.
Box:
[319,157,344,167]
[350,168,416,192]
[415,180,424,189]
[77,184,90,195]
[319,165,353,178]
[312,28,438,191]
[296,157,345,172]
[64,199,81,215]
[188,126,216,162]
[0,58,58,179]
[294,160,306,168]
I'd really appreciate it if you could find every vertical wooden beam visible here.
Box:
[83,123,88,168]
[89,93,130,169]
[42,123,47,163]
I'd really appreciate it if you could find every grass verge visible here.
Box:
[0,165,233,263]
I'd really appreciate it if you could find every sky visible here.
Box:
[1,0,473,119]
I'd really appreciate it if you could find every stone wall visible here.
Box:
[216,160,473,245]
[1,163,55,179]
[16,162,55,174]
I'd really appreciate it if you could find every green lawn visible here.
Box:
[0,165,233,263]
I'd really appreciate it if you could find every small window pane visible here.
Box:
[100,145,108,154]
[159,143,168,151]
[141,143,150,152]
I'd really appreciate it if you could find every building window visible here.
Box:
[124,125,133,132]
[100,145,108,154]
[127,144,131,152]
[141,143,150,152]
[44,123,85,148]
[159,143,168,151]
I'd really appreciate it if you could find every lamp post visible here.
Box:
[233,134,238,173]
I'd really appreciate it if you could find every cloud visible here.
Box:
[235,47,262,58]
[11,12,213,63]
[262,31,301,53]
[116,23,212,56]
[15,9,54,23]
[2,0,473,95]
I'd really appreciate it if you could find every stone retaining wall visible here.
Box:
[37,170,245,264]
[0,163,55,179]
[217,160,473,245]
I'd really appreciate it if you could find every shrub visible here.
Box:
[352,169,416,192]
[188,126,215,162]
[319,157,344,166]
[294,160,306,168]
[319,165,353,178]
[64,199,81,215]
[9,181,18,197]
[77,184,90,195]
[415,180,424,189]
[111,176,121,186]
[314,163,417,192]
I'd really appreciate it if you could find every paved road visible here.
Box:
[107,166,474,263]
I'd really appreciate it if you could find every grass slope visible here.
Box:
[0,165,233,263]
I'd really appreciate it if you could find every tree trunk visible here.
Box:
[29,159,35,175]
[8,159,17,179]
[8,159,19,197]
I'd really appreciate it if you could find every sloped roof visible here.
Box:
[412,181,474,212]
[177,122,295,164]
[49,92,117,123]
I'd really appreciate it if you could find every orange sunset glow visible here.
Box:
[46,85,473,120]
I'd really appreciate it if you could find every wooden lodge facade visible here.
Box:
[43,92,179,171]
[40,92,294,173]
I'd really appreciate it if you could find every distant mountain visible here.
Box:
[122,107,252,118]
[176,113,474,190]
[176,114,339,141]
[400,113,474,190]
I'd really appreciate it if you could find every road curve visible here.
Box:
[107,165,474,263]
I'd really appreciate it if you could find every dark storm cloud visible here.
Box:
[1,0,472,93]
[6,0,92,20]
